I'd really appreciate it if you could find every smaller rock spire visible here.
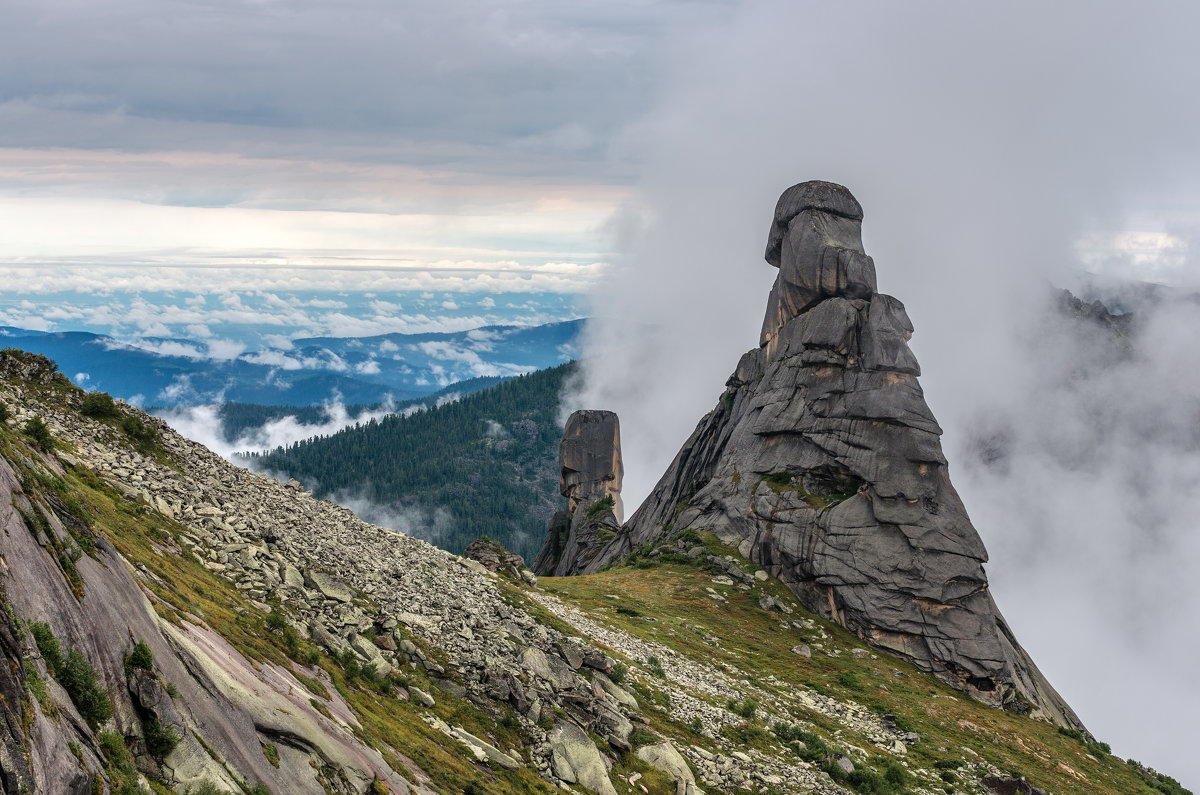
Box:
[532,410,623,576]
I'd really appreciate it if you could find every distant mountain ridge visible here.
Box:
[0,319,584,407]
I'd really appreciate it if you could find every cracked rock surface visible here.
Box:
[582,180,1084,731]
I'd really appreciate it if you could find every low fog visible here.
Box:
[564,1,1200,783]
[155,401,407,460]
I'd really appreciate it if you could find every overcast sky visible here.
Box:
[3,0,1199,786]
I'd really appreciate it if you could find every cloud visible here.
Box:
[156,396,403,459]
[479,296,495,309]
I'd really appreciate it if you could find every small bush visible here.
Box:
[628,727,658,747]
[126,640,154,673]
[265,611,287,631]
[1086,740,1112,756]
[645,656,665,678]
[883,761,909,785]
[120,415,158,454]
[58,649,114,729]
[30,622,63,674]
[22,416,54,452]
[586,494,615,519]
[1058,726,1084,742]
[80,392,120,419]
[688,717,703,734]
[262,742,280,767]
[766,471,792,488]
[728,698,757,719]
[98,731,134,775]
[609,661,627,684]
[165,681,180,699]
[0,403,8,421]
[143,718,178,759]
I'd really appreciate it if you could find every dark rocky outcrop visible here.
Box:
[463,537,537,584]
[533,410,623,576]
[581,180,1084,730]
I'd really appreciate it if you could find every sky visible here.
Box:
[3,0,1199,785]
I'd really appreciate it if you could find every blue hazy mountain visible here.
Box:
[0,319,583,406]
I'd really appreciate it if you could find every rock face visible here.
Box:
[584,181,1084,729]
[533,410,623,576]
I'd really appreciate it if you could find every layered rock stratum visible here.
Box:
[580,180,1084,730]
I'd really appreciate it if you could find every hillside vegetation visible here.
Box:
[0,347,1191,794]
[245,362,574,560]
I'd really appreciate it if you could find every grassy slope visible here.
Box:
[0,368,560,794]
[535,534,1170,795]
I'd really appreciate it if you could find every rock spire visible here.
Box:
[532,410,623,576]
[576,181,1084,729]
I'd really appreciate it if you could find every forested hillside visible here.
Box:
[244,362,574,559]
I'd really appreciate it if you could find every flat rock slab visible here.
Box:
[304,570,354,603]
[550,720,617,795]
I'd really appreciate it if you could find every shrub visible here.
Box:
[22,416,54,452]
[1057,726,1084,742]
[586,494,615,519]
[728,698,757,719]
[0,402,8,421]
[883,761,909,785]
[1086,740,1112,756]
[609,661,627,684]
[265,611,287,631]
[80,392,120,419]
[126,640,154,673]
[143,718,178,759]
[766,471,792,488]
[120,415,158,454]
[645,656,665,678]
[628,727,657,747]
[58,649,114,729]
[30,621,63,674]
[98,730,135,775]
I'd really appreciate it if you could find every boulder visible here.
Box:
[635,741,697,795]
[303,569,353,603]
[548,720,617,795]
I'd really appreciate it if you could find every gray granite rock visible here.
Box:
[533,409,625,575]
[580,181,1085,732]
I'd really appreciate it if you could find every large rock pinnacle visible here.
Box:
[580,181,1084,730]
[532,410,623,576]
